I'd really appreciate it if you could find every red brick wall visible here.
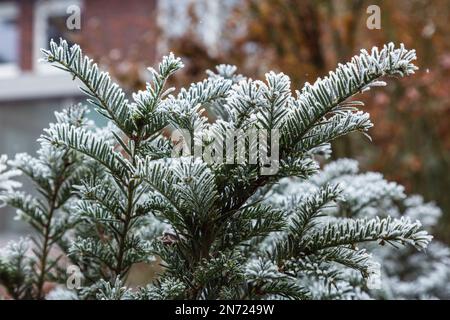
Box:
[74,0,158,89]
[12,0,158,79]
[17,0,33,71]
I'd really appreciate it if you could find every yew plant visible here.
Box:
[0,39,437,300]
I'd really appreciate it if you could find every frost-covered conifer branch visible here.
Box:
[0,105,90,299]
[282,43,417,153]
[40,41,185,286]
[300,216,431,254]
[1,40,441,300]
[0,239,34,299]
[271,159,448,299]
[0,155,21,193]
[41,40,133,134]
[41,124,132,181]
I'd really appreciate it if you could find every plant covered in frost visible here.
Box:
[0,155,21,192]
[0,107,90,299]
[270,159,450,299]
[0,39,442,300]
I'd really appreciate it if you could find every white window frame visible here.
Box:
[0,2,20,78]
[33,0,82,74]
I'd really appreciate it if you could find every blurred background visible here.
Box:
[0,0,449,243]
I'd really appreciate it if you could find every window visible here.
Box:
[33,0,82,73]
[47,14,74,45]
[0,2,19,77]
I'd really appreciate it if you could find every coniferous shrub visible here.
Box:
[0,39,445,299]
[272,159,450,299]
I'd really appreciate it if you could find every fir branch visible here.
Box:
[41,39,134,135]
[281,43,417,151]
[300,216,432,254]
[1,39,435,301]
[41,123,132,181]
[0,155,21,192]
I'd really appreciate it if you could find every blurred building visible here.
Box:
[0,0,158,233]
